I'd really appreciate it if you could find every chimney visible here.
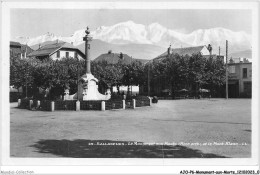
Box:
[119,52,124,59]
[207,44,212,56]
[243,58,248,63]
[239,57,243,63]
[108,50,112,54]
[56,39,59,44]
[167,44,172,56]
[39,44,41,49]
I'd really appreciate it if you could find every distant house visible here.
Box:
[228,58,252,98]
[94,51,148,95]
[154,45,224,61]
[10,41,22,58]
[10,41,33,59]
[94,50,148,65]
[28,41,85,60]
[21,44,34,58]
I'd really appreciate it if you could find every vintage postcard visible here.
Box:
[1,0,259,174]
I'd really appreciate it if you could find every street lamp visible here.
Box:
[148,62,150,96]
[226,40,229,99]
[77,54,79,101]
[25,61,29,98]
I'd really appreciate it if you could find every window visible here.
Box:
[74,52,78,59]
[243,68,247,78]
[57,51,60,58]
[229,66,235,74]
[66,52,69,58]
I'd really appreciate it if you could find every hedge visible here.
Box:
[105,100,123,110]
[55,100,77,110]
[80,100,102,110]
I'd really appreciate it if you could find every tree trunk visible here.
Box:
[127,85,130,95]
[110,87,113,95]
[117,85,120,94]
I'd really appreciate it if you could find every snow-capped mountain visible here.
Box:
[15,20,251,56]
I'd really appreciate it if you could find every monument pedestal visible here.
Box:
[69,73,111,101]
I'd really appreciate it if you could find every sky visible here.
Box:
[11,9,252,39]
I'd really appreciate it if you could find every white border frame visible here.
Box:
[1,0,259,173]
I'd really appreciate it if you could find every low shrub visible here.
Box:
[80,100,102,110]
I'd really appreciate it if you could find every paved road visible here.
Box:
[10,99,251,158]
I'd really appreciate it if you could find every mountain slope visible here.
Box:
[15,21,252,57]
[77,39,166,60]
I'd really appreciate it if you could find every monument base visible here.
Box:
[64,73,111,101]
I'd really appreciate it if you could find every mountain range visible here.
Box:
[14,21,252,59]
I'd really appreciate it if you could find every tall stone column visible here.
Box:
[83,26,92,74]
[71,26,111,101]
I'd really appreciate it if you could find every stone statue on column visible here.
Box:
[69,26,111,101]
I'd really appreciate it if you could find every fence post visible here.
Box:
[101,101,105,111]
[29,100,33,110]
[18,99,21,107]
[37,100,41,109]
[122,100,125,109]
[76,100,80,111]
[51,101,55,112]
[132,99,136,109]
[149,97,152,106]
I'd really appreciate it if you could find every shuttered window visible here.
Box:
[243,68,247,78]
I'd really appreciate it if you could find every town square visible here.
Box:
[7,8,253,160]
[1,4,258,174]
[1,1,260,174]
[10,99,251,158]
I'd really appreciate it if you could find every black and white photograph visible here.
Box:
[1,1,259,174]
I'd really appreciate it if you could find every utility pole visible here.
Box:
[226,40,228,99]
[148,62,151,96]
[77,55,79,101]
[219,46,220,56]
[25,61,28,98]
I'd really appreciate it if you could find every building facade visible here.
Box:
[228,58,252,98]
[28,41,85,60]
[10,41,34,59]
[94,50,148,64]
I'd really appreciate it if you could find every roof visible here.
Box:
[10,41,21,47]
[154,45,205,60]
[135,59,149,64]
[203,55,224,60]
[229,57,252,64]
[28,41,84,57]
[94,52,134,65]
[10,41,34,58]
